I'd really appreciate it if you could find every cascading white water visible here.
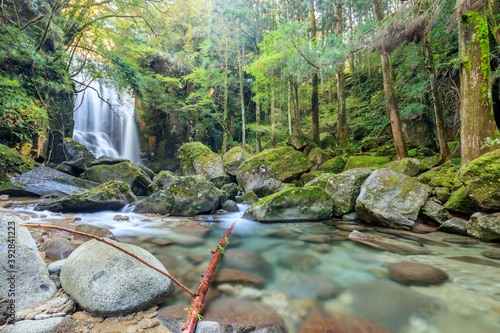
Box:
[73,76,141,163]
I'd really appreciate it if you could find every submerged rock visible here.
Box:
[387,262,448,286]
[467,212,500,241]
[277,274,343,300]
[299,310,394,333]
[348,230,435,255]
[41,238,79,261]
[222,146,250,176]
[243,187,333,222]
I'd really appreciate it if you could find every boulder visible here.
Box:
[459,148,500,211]
[467,212,500,241]
[236,146,313,197]
[307,146,331,166]
[299,170,323,184]
[421,198,451,224]
[0,167,99,198]
[325,168,374,216]
[62,137,96,169]
[355,168,431,230]
[444,186,477,214]
[287,134,310,151]
[343,156,391,171]
[236,191,259,205]
[177,142,231,187]
[89,156,129,166]
[221,183,239,201]
[48,260,66,276]
[299,310,394,333]
[222,146,250,176]
[0,144,38,181]
[35,181,137,213]
[134,176,225,216]
[279,183,296,191]
[348,230,435,255]
[243,187,333,222]
[435,187,451,203]
[384,158,430,177]
[387,262,448,285]
[0,215,56,311]
[319,132,336,149]
[319,156,347,174]
[1,317,76,333]
[304,173,334,190]
[60,239,173,316]
[41,238,79,261]
[437,217,468,235]
[0,293,8,325]
[148,171,176,192]
[222,200,239,212]
[83,161,151,196]
[276,274,343,300]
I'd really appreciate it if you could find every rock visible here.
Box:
[446,256,500,268]
[307,147,331,166]
[343,155,391,171]
[41,239,79,261]
[336,224,365,231]
[83,161,151,196]
[60,239,173,316]
[304,173,334,189]
[0,144,38,181]
[63,137,95,169]
[442,237,479,245]
[299,171,323,184]
[134,176,225,216]
[467,212,500,241]
[0,167,99,198]
[421,198,451,224]
[213,268,265,288]
[0,293,8,325]
[14,290,74,322]
[318,156,347,174]
[137,164,156,180]
[298,234,331,243]
[278,251,319,271]
[148,171,176,192]
[319,132,336,149]
[222,200,239,212]
[288,134,310,151]
[355,168,431,230]
[221,183,238,201]
[236,191,259,204]
[0,214,57,311]
[74,224,116,241]
[279,183,296,191]
[417,164,462,190]
[222,146,250,176]
[1,317,76,333]
[277,274,343,300]
[243,187,333,222]
[459,148,500,211]
[481,251,500,260]
[444,186,478,214]
[342,212,359,221]
[435,187,451,203]
[384,158,430,177]
[236,146,313,197]
[387,262,448,285]
[221,249,273,279]
[35,181,137,213]
[177,142,231,187]
[113,214,129,221]
[299,310,394,333]
[348,230,435,255]
[89,156,130,166]
[48,260,66,275]
[437,217,468,235]
[325,167,374,216]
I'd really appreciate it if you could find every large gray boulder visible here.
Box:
[0,214,56,311]
[0,167,99,198]
[61,138,96,175]
[355,168,431,230]
[60,239,173,316]
[467,212,500,241]
[243,187,333,222]
[1,317,76,333]
[324,168,375,216]
[148,171,176,192]
[222,146,250,176]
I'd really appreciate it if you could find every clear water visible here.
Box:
[5,201,500,332]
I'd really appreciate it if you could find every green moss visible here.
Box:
[445,186,477,214]
[343,155,391,171]
[237,191,259,204]
[0,144,38,180]
[319,156,347,173]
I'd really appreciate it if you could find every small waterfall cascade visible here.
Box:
[73,76,141,163]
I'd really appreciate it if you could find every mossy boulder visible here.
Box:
[35,181,137,213]
[307,147,331,166]
[466,212,500,241]
[237,191,259,205]
[417,163,462,190]
[444,186,478,215]
[83,161,151,196]
[325,168,375,216]
[319,132,336,149]
[343,156,391,171]
[177,142,231,187]
[148,171,176,193]
[384,158,430,177]
[62,138,96,175]
[279,183,296,191]
[223,146,250,176]
[287,134,310,151]
[236,147,313,197]
[319,156,347,174]
[243,186,333,222]
[355,168,432,230]
[304,173,335,190]
[0,144,38,181]
[221,183,239,201]
[458,149,500,211]
[299,171,323,184]
[421,198,451,224]
[134,176,225,216]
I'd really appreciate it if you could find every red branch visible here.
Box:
[181,223,235,332]
[20,223,197,298]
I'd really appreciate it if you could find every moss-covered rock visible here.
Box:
[223,146,250,176]
[34,181,136,213]
[319,156,347,174]
[237,191,259,205]
[343,156,391,171]
[83,161,151,196]
[417,163,462,190]
[287,134,310,151]
[307,147,331,166]
[319,132,336,149]
[243,187,333,222]
[304,173,335,190]
[444,186,478,215]
[62,138,96,175]
[355,168,431,230]
[221,183,239,201]
[458,149,500,211]
[421,198,451,224]
[299,171,323,184]
[384,158,430,177]
[467,212,500,241]
[236,147,313,197]
[148,171,176,193]
[279,183,296,191]
[177,142,231,187]
[0,144,38,181]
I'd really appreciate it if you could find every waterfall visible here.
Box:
[73,76,141,163]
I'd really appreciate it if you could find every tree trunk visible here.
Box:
[310,0,320,145]
[238,30,246,150]
[294,82,301,132]
[336,3,347,147]
[256,81,261,153]
[222,39,229,154]
[288,80,292,135]
[271,78,276,147]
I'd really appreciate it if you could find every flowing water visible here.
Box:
[4,200,500,332]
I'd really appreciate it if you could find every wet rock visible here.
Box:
[221,183,239,201]
[387,262,448,285]
[222,200,239,212]
[63,137,95,167]
[336,224,365,231]
[113,214,129,221]
[1,317,76,333]
[266,229,299,239]
[304,173,334,190]
[437,217,468,235]
[421,198,451,224]
[385,158,430,177]
[466,212,500,241]
[60,239,173,316]
[89,156,129,167]
[374,228,449,247]
[311,243,332,253]
[221,249,273,279]
[222,146,250,176]
[299,310,394,333]
[48,260,66,275]
[41,238,79,261]
[236,190,259,204]
[74,224,116,241]
[278,251,319,271]
[277,274,343,300]
[0,214,56,311]
[446,256,500,268]
[175,222,211,237]
[148,171,175,193]
[348,230,435,255]
[442,237,479,245]
[213,268,266,288]
[355,168,431,230]
[481,251,500,260]
[342,211,359,221]
[298,234,331,243]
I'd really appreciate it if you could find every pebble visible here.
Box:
[72,312,104,323]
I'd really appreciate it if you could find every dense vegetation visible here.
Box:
[1,0,500,164]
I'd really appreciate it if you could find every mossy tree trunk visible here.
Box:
[238,28,246,151]
[336,3,347,147]
[310,0,320,145]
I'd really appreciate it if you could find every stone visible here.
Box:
[14,290,74,321]
[221,183,238,201]
[325,167,374,216]
[299,310,394,333]
[481,251,500,260]
[387,262,448,285]
[421,198,451,224]
[299,171,323,184]
[287,134,310,151]
[0,144,38,181]
[1,317,76,333]
[236,190,259,204]
[279,183,296,191]
[444,186,478,215]
[222,146,250,176]
[355,168,431,230]
[278,251,319,271]
[336,224,365,231]
[0,292,8,325]
[298,234,331,243]
[222,200,239,212]
[435,187,451,203]
[319,132,336,149]
[384,158,430,177]
[0,214,56,311]
[437,217,468,235]
[243,187,333,222]
[60,239,173,316]
[307,147,331,166]
[35,181,137,213]
[0,167,99,198]
[442,237,479,245]
[348,230,435,255]
[446,256,500,268]
[342,211,359,221]
[319,156,347,174]
[221,249,273,279]
[213,269,265,288]
[74,224,116,241]
[63,137,95,169]
[148,171,175,193]
[467,212,500,241]
[236,146,313,197]
[343,155,391,171]
[277,274,343,300]
[83,161,152,196]
[48,260,66,275]
[304,173,334,189]
[41,238,79,261]
[89,156,130,167]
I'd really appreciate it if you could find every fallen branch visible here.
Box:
[181,223,235,332]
